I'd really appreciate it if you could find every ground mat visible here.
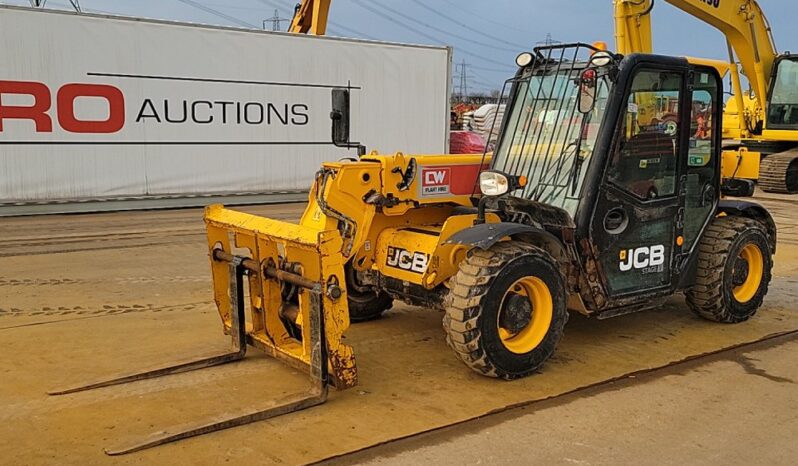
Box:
[1,288,796,465]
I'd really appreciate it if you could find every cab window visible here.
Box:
[683,72,718,250]
[609,70,683,200]
[768,58,798,129]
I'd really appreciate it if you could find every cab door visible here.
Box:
[590,65,688,299]
[679,68,721,261]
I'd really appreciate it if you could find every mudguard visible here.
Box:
[718,200,777,252]
[444,222,566,259]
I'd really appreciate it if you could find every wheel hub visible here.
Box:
[732,257,750,286]
[496,276,554,355]
[499,293,532,334]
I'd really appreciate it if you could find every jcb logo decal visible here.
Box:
[386,247,429,274]
[620,245,666,272]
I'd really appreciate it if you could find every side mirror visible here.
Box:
[578,69,598,114]
[331,88,351,147]
[330,88,366,156]
[721,178,755,198]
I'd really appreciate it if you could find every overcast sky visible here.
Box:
[3,0,796,93]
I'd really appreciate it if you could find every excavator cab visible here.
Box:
[766,55,798,129]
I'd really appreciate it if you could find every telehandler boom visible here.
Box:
[51,44,777,454]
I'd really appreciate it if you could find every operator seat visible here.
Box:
[618,130,676,199]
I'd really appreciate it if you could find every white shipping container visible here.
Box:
[0,6,451,212]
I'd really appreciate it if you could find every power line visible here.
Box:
[351,0,515,70]
[468,70,500,87]
[255,0,378,40]
[366,0,519,54]
[452,71,500,94]
[255,0,291,16]
[456,60,468,100]
[327,22,380,41]
[194,2,284,12]
[470,64,515,74]
[173,0,259,29]
[468,69,489,81]
[408,0,526,50]
[470,78,499,89]
[452,60,504,99]
[536,33,562,46]
[439,0,532,35]
[263,8,290,31]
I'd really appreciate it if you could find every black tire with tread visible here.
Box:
[759,151,798,194]
[686,216,773,323]
[347,290,392,323]
[443,242,568,380]
[345,266,392,323]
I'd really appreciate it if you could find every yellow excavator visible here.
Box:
[615,0,798,193]
[51,0,780,456]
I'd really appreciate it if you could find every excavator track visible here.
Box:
[758,149,798,194]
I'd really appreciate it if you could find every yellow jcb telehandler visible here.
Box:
[53,44,777,454]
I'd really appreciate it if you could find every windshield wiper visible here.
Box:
[569,115,592,195]
[570,153,585,195]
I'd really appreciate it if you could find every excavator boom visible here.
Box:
[289,0,332,35]
[616,0,775,108]
[615,0,776,134]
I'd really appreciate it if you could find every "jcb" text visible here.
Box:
[620,245,666,272]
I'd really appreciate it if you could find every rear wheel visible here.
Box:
[347,290,392,322]
[686,216,773,323]
[443,242,568,379]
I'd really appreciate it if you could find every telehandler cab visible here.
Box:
[52,44,776,453]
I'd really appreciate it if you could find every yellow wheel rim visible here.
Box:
[497,276,553,354]
[732,243,764,304]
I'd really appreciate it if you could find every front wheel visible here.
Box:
[345,266,393,323]
[443,242,568,380]
[686,216,773,323]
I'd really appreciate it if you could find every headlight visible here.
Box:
[479,171,510,196]
[516,52,534,68]
[590,51,614,67]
